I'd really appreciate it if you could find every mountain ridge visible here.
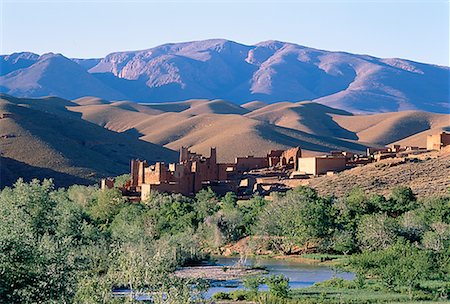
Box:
[1,39,449,113]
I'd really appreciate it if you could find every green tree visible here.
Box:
[350,240,434,299]
[110,203,147,243]
[386,186,417,216]
[239,194,268,235]
[114,173,131,188]
[195,187,220,222]
[89,187,126,225]
[256,187,333,253]
[222,192,238,210]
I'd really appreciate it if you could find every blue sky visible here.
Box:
[1,0,449,66]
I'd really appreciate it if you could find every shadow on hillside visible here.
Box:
[256,123,368,154]
[0,156,94,189]
[292,102,358,140]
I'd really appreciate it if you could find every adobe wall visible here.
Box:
[298,156,346,175]
[267,150,284,167]
[100,178,115,190]
[141,183,151,201]
[218,163,236,180]
[427,134,442,150]
[235,156,268,172]
[315,157,346,175]
[141,181,191,200]
[280,147,302,170]
[428,132,450,150]
[298,157,317,175]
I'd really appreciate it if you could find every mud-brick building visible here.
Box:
[427,132,450,151]
[129,147,235,199]
[101,146,304,200]
[298,155,346,176]
[267,147,302,170]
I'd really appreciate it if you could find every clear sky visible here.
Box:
[1,0,449,66]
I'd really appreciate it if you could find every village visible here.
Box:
[101,132,450,201]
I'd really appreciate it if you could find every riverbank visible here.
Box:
[174,265,266,281]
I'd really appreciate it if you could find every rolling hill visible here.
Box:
[0,94,177,188]
[1,39,449,114]
[1,94,448,188]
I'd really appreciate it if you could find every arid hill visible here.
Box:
[304,148,450,198]
[0,94,177,188]
[1,94,449,188]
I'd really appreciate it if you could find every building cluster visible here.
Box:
[103,146,302,200]
[366,132,450,161]
[101,132,450,200]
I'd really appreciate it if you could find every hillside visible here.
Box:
[305,148,450,198]
[1,39,449,113]
[1,94,448,187]
[0,94,177,188]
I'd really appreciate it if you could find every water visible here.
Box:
[205,256,355,298]
[113,256,355,300]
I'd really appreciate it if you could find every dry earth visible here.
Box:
[1,93,449,188]
[305,148,450,198]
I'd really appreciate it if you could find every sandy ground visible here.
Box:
[174,266,266,281]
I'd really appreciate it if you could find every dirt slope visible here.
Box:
[2,94,449,188]
[305,149,450,198]
[0,94,177,188]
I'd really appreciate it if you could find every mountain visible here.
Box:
[0,53,126,100]
[1,39,449,113]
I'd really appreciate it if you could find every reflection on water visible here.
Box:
[205,256,355,298]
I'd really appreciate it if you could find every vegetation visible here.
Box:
[1,178,449,303]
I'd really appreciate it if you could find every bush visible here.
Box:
[211,291,231,300]
[350,240,434,298]
[243,275,265,294]
[256,187,333,253]
[387,186,417,216]
[315,277,357,289]
[265,274,290,298]
[230,290,250,301]
[357,213,399,251]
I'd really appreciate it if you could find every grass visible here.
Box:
[211,277,449,304]
[292,286,412,303]
[213,288,443,303]
[300,253,346,261]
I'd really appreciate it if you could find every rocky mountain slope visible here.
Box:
[1,39,448,113]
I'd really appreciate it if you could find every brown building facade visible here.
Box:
[103,146,303,199]
[427,132,450,150]
[298,155,346,176]
[129,147,229,199]
[267,147,302,170]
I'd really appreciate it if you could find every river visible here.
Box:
[205,256,355,298]
[113,256,355,300]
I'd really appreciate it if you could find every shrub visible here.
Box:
[315,277,356,289]
[243,275,265,294]
[265,274,290,298]
[350,240,434,299]
[357,213,399,251]
[229,290,250,301]
[387,186,417,216]
[211,291,231,300]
